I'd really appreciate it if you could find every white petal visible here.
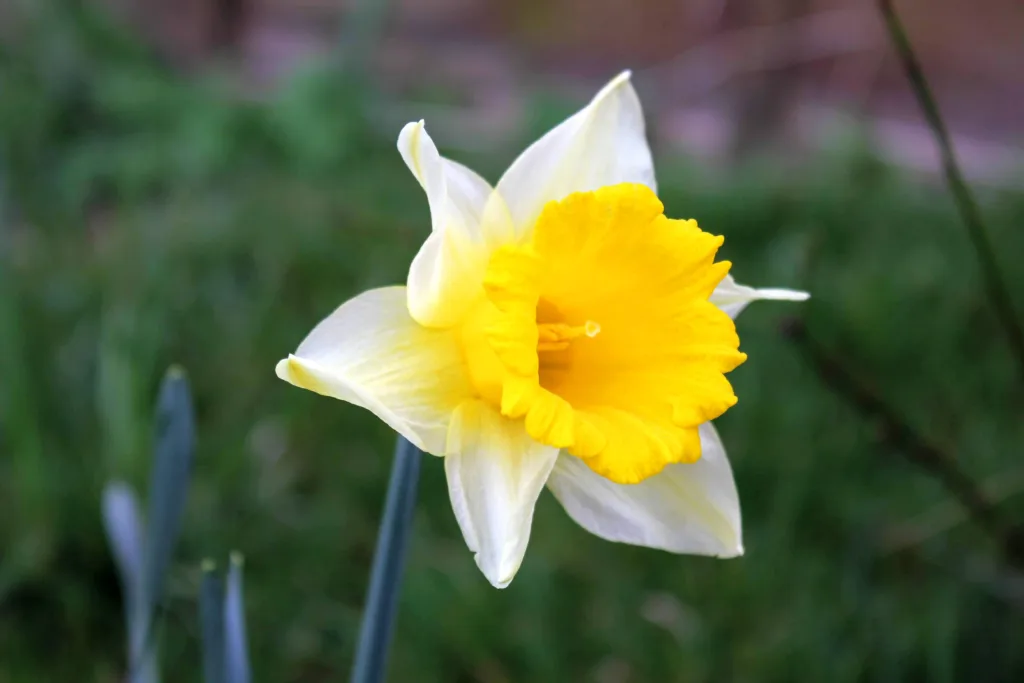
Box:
[547,422,743,557]
[398,121,497,327]
[710,274,810,319]
[495,70,656,237]
[398,120,492,242]
[445,400,559,588]
[275,286,473,454]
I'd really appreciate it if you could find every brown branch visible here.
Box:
[882,467,1024,554]
[782,317,1024,570]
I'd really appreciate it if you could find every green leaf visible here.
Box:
[224,553,251,683]
[200,561,225,683]
[142,366,195,615]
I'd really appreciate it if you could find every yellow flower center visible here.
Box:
[460,182,746,484]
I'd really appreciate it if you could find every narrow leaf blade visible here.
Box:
[224,553,251,683]
[142,366,196,613]
[102,481,145,619]
[102,481,155,682]
[200,561,226,683]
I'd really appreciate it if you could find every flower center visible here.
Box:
[463,182,746,484]
[460,301,599,405]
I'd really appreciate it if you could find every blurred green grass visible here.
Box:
[3,8,1024,683]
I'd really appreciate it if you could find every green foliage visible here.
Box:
[101,368,197,683]
[2,7,1024,683]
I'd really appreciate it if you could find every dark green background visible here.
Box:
[2,7,1024,683]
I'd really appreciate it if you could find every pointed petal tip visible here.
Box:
[720,541,744,558]
[486,573,514,590]
[477,555,519,589]
[397,121,431,182]
[595,70,635,101]
[759,288,810,302]
[397,119,424,139]
[274,357,290,381]
[275,355,306,384]
[275,355,325,394]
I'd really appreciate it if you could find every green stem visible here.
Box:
[349,437,422,683]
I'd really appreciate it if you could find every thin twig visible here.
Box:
[882,467,1024,554]
[884,543,1024,614]
[878,0,1024,382]
[645,8,878,100]
[782,318,1024,570]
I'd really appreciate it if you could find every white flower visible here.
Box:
[277,71,808,588]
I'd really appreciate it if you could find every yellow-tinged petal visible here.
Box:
[547,422,743,557]
[275,286,473,454]
[444,400,559,588]
[406,229,488,329]
[397,121,502,328]
[495,71,656,238]
[711,273,810,319]
[397,120,492,243]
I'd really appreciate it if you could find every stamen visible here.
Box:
[537,320,601,352]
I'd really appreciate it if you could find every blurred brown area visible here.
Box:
[74,0,1024,173]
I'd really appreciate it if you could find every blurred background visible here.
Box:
[2,0,1024,681]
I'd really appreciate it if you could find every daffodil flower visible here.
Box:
[277,72,808,588]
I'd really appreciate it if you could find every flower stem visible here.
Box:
[878,0,1024,383]
[349,436,422,683]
